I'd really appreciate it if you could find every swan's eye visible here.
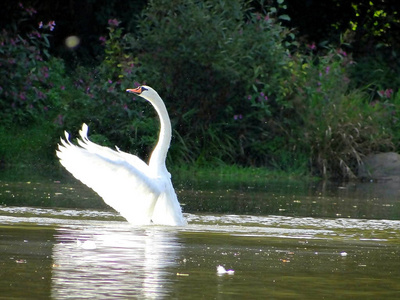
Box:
[141,86,148,92]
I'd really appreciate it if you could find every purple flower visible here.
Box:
[25,7,37,16]
[38,21,43,29]
[338,49,347,57]
[41,66,49,78]
[48,21,56,31]
[386,89,393,98]
[108,19,121,28]
[99,36,106,45]
[54,114,64,125]
[308,42,316,50]
[36,90,46,99]
[233,114,243,120]
[325,66,330,74]
[378,89,394,98]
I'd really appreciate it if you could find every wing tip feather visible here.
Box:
[79,123,89,141]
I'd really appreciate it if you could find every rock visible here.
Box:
[358,152,400,181]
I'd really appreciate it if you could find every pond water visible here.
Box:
[1,174,400,299]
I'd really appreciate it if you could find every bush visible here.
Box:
[291,48,394,178]
[0,3,62,127]
[130,0,295,165]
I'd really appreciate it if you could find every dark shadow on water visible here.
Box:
[1,166,400,220]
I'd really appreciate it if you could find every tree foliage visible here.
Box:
[1,0,400,179]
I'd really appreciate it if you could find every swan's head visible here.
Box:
[126,85,159,102]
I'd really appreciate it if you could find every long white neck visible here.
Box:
[148,93,171,174]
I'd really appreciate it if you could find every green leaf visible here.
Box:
[278,14,291,21]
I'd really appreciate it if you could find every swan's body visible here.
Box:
[57,86,186,226]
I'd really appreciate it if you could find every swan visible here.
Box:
[56,85,186,226]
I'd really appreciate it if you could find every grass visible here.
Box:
[0,123,65,181]
[0,122,314,183]
[172,164,314,186]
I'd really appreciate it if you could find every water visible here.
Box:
[1,177,400,299]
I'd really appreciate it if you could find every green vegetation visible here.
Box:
[1,0,400,180]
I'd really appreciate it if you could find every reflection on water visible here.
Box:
[1,207,400,299]
[2,178,400,219]
[2,176,400,298]
[179,180,400,219]
[52,224,180,299]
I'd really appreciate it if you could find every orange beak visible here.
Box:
[126,86,142,94]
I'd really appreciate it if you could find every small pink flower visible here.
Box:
[325,66,330,74]
[108,19,120,27]
[308,42,316,50]
[26,7,37,16]
[338,49,347,57]
[378,89,394,99]
[99,36,106,45]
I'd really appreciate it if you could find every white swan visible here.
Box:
[56,86,186,226]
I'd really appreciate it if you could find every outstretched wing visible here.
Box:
[57,124,162,225]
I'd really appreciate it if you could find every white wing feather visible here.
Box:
[57,124,162,225]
